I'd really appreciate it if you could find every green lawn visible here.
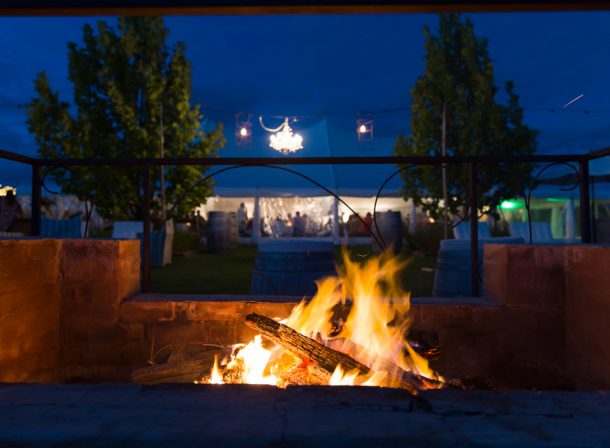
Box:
[152,245,436,297]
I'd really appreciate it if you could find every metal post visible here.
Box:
[253,189,261,245]
[579,159,591,243]
[160,103,166,222]
[142,165,152,292]
[30,163,42,236]
[469,163,480,297]
[441,102,449,239]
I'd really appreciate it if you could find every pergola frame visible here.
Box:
[1,147,609,295]
[1,0,609,296]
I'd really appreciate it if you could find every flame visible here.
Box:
[233,335,278,385]
[209,354,224,384]
[202,249,442,389]
[285,249,442,384]
[329,364,359,386]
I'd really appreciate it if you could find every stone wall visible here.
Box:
[564,246,610,389]
[2,239,609,389]
[59,240,141,382]
[0,240,62,382]
[116,295,298,378]
[0,239,140,383]
[483,243,610,390]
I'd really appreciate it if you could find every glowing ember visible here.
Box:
[200,250,443,390]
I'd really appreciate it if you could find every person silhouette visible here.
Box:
[0,190,23,232]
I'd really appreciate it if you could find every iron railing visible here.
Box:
[2,146,609,295]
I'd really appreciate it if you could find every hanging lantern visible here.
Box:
[235,112,252,146]
[356,112,374,143]
[260,116,303,154]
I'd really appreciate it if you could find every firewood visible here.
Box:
[245,313,370,376]
[326,338,444,390]
[246,313,424,394]
[131,348,231,384]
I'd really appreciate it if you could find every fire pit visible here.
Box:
[132,251,443,393]
[1,238,610,445]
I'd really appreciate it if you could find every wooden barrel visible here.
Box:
[372,211,404,254]
[432,244,477,297]
[207,211,238,254]
[250,240,336,296]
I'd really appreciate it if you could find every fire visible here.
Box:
[209,355,224,384]
[329,364,359,386]
[200,250,443,390]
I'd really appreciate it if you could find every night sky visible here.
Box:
[0,12,609,193]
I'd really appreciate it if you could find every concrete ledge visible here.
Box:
[0,384,609,447]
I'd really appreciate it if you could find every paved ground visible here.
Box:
[0,384,609,447]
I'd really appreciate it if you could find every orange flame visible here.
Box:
[202,249,442,389]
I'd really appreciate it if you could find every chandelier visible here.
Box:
[259,117,303,154]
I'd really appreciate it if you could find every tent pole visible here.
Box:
[332,196,340,244]
[253,189,261,245]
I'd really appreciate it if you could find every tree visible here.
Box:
[394,14,537,221]
[27,17,225,225]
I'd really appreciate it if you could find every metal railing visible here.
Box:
[2,146,609,295]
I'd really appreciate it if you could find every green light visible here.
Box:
[500,200,523,210]
[546,198,566,203]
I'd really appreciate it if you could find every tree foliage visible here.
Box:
[27,17,225,222]
[394,14,537,219]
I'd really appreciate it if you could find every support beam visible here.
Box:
[579,159,591,243]
[30,163,41,236]
[469,163,480,297]
[142,165,152,292]
[332,196,340,243]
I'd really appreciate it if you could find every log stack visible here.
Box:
[131,312,443,395]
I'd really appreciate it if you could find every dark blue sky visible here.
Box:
[0,12,609,193]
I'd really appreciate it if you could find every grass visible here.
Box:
[152,246,258,295]
[152,244,437,297]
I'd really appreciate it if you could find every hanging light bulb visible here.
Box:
[356,116,374,143]
[260,117,303,154]
[235,112,252,146]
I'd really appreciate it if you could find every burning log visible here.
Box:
[245,313,424,394]
[131,347,231,384]
[245,313,369,375]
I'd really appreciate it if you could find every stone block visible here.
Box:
[119,300,179,323]
[565,246,610,389]
[483,244,509,302]
[203,320,240,346]
[62,282,120,315]
[117,240,141,298]
[146,322,208,352]
[186,301,245,322]
[117,342,150,366]
[0,239,60,288]
[120,323,145,343]
[484,244,566,314]
[60,239,119,283]
[244,301,297,320]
